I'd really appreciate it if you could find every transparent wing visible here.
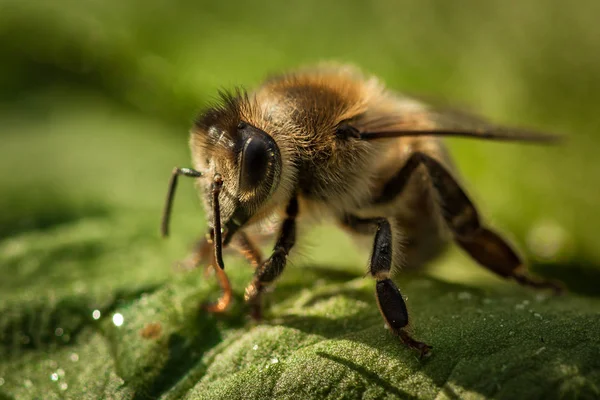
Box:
[353,96,562,143]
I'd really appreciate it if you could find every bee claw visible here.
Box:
[399,330,432,359]
[419,344,433,359]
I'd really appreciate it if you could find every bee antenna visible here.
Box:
[161,167,203,238]
[212,174,226,270]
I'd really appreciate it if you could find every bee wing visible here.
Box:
[355,97,562,143]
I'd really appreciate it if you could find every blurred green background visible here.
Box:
[1,0,599,399]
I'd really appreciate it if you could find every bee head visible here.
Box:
[191,89,282,243]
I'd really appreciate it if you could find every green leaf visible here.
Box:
[3,1,600,397]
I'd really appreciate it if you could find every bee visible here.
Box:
[161,64,563,357]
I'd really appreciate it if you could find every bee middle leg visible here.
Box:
[244,197,298,320]
[377,151,563,293]
[342,215,432,357]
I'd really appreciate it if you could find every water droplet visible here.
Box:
[112,313,124,327]
[92,310,101,320]
[55,328,64,337]
[270,357,279,364]
[252,344,259,351]
[0,377,5,386]
[457,292,472,300]
[50,373,59,382]
[70,353,79,362]
[59,382,68,391]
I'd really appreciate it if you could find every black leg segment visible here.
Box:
[346,215,431,357]
[372,151,562,293]
[375,279,409,329]
[368,218,393,279]
[374,153,424,205]
[244,197,298,319]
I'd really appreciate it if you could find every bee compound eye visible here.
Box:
[240,137,270,190]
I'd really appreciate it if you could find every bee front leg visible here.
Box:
[345,215,432,357]
[244,197,298,320]
[175,230,261,313]
[203,248,233,313]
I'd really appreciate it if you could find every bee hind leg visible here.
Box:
[411,152,563,294]
[344,214,432,357]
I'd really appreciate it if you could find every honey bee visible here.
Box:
[161,64,563,357]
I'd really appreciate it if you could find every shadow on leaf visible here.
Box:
[316,352,417,400]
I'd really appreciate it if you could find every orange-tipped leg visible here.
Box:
[203,251,233,313]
